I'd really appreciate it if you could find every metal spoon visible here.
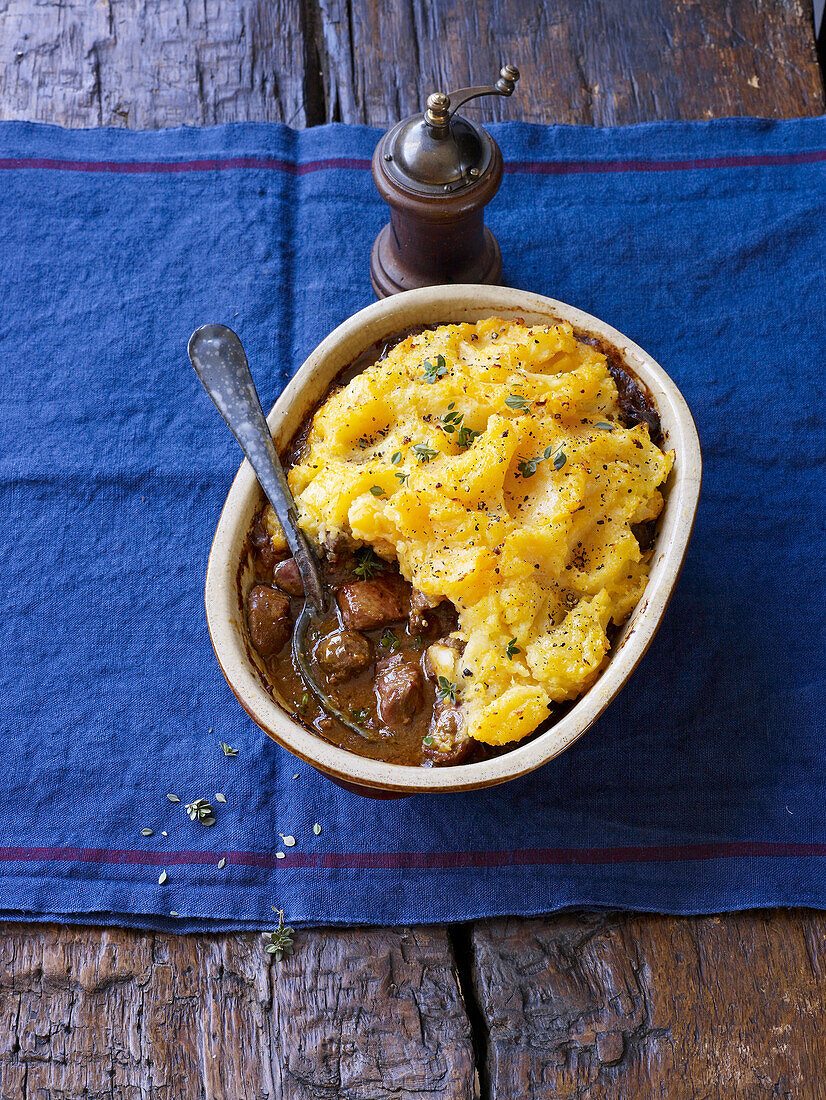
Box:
[187,323,378,742]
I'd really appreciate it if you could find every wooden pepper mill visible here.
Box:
[370,65,520,298]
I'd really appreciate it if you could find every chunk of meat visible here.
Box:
[374,655,424,727]
[247,585,292,658]
[409,588,438,633]
[337,574,412,631]
[314,630,372,684]
[423,703,473,766]
[409,590,459,636]
[272,557,304,596]
[250,512,287,575]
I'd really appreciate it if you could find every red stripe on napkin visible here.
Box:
[1,150,823,176]
[1,840,824,871]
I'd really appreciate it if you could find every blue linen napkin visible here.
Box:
[0,116,824,931]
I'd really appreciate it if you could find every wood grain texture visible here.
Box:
[328,0,825,127]
[0,0,308,129]
[0,0,822,130]
[0,922,474,1100]
[470,911,826,1099]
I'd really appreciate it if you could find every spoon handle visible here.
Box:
[188,323,326,614]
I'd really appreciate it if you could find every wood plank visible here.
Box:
[0,922,474,1100]
[0,0,822,130]
[270,926,475,1098]
[470,910,826,1098]
[0,0,308,129]
[274,0,826,127]
[262,0,826,125]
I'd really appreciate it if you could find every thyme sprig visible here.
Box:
[506,638,521,659]
[412,443,439,464]
[391,448,411,484]
[439,404,463,434]
[517,443,567,479]
[264,908,295,962]
[456,424,482,448]
[185,798,216,826]
[353,546,384,580]
[438,403,482,449]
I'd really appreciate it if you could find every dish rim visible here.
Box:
[205,284,702,794]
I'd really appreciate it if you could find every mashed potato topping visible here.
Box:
[286,318,673,746]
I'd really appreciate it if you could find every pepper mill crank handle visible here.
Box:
[425,65,520,128]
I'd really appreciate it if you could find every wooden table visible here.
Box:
[1,3,824,1096]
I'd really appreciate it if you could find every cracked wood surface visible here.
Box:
[470,911,826,1098]
[0,923,474,1100]
[4,913,826,1097]
[0,1,825,1098]
[0,0,822,129]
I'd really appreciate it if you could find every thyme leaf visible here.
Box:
[421,354,448,382]
[438,406,481,449]
[412,443,439,464]
[506,638,521,659]
[436,676,458,704]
